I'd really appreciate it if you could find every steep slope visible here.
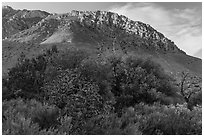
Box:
[2,9,202,77]
[2,6,50,39]
[6,10,182,52]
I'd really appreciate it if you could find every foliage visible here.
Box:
[78,54,177,113]
[134,103,202,135]
[2,46,202,135]
[2,98,73,135]
[178,71,202,109]
[80,108,142,135]
[31,105,60,130]
[102,55,177,113]
[48,47,89,70]
[4,54,47,100]
[44,69,105,112]
[43,69,111,134]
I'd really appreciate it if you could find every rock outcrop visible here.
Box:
[36,10,183,53]
[2,7,184,53]
[2,6,50,39]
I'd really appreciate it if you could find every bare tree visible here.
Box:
[178,71,201,109]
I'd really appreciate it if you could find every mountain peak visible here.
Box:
[2,8,201,77]
[62,10,184,53]
[2,5,13,10]
[3,8,184,53]
[2,6,51,39]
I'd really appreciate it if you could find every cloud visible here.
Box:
[109,3,202,57]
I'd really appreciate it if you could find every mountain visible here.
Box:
[2,5,50,39]
[5,10,181,51]
[2,7,202,77]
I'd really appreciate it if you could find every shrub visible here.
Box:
[31,104,60,130]
[2,98,61,133]
[189,91,202,107]
[78,107,142,135]
[3,45,201,135]
[49,47,89,70]
[78,54,177,113]
[78,57,114,101]
[177,72,202,109]
[2,113,41,135]
[134,103,202,135]
[75,53,177,114]
[44,69,107,118]
[4,54,47,100]
[102,55,177,113]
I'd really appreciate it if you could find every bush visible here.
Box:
[4,54,47,100]
[101,55,177,113]
[80,108,142,135]
[43,68,114,134]
[2,45,201,135]
[43,47,90,83]
[49,47,89,70]
[31,104,60,130]
[2,98,61,133]
[3,114,41,135]
[77,54,177,114]
[189,91,202,107]
[44,69,107,117]
[134,103,202,135]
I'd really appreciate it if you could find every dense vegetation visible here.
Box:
[2,45,202,135]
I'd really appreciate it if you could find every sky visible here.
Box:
[2,2,202,58]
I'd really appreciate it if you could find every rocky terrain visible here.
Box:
[2,6,202,135]
[2,7,201,77]
[5,9,181,52]
[2,6,50,39]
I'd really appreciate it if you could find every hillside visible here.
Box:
[2,6,202,135]
[2,9,201,77]
[2,6,50,39]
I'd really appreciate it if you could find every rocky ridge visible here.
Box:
[2,7,201,77]
[3,7,184,53]
[58,10,182,53]
[2,6,50,39]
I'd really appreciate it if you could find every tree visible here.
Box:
[5,54,48,100]
[178,71,201,109]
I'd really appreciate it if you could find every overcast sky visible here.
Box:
[2,2,202,58]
